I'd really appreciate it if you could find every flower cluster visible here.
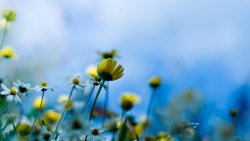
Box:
[0,7,249,141]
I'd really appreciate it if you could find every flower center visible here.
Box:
[10,89,17,95]
[19,86,27,93]
[72,120,82,129]
[72,78,79,85]
[41,81,47,87]
[43,133,51,140]
[91,128,99,136]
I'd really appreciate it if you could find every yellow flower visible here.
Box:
[97,58,124,81]
[58,95,69,103]
[98,49,118,59]
[0,46,16,59]
[58,95,73,110]
[1,8,16,22]
[44,110,61,123]
[86,65,101,82]
[156,131,174,141]
[149,76,161,89]
[16,123,32,136]
[33,96,46,110]
[120,92,140,111]
[131,124,144,139]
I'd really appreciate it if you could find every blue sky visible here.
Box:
[1,0,250,116]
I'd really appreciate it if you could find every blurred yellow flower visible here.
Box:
[86,65,100,82]
[16,123,32,136]
[131,124,144,139]
[58,95,69,103]
[64,101,73,110]
[45,110,61,123]
[1,8,16,22]
[156,131,174,141]
[149,76,161,89]
[97,58,124,81]
[98,49,118,59]
[58,95,73,110]
[0,46,16,59]
[120,92,140,111]
[33,96,46,110]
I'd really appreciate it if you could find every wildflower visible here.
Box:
[60,114,89,140]
[0,84,21,103]
[0,113,19,134]
[1,8,16,22]
[130,124,144,139]
[33,96,46,110]
[34,81,54,92]
[86,65,101,83]
[156,131,174,141]
[16,123,32,136]
[44,110,61,123]
[67,73,85,90]
[89,58,124,121]
[97,49,118,59]
[97,58,124,81]
[86,127,106,140]
[0,46,16,59]
[120,92,140,112]
[149,76,161,89]
[13,80,32,95]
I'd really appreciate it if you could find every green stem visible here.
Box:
[0,121,8,134]
[89,80,105,122]
[53,86,75,138]
[121,110,126,120]
[0,22,8,49]
[68,85,75,102]
[146,89,156,118]
[53,111,65,137]
[102,82,109,127]
[31,91,45,130]
[81,85,95,114]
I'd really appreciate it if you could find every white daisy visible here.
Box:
[0,113,19,135]
[85,127,106,141]
[34,81,54,92]
[67,73,85,90]
[13,80,32,95]
[0,84,21,103]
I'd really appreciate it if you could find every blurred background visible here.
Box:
[1,0,250,132]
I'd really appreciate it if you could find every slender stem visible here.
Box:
[53,111,65,136]
[0,22,8,49]
[68,85,75,102]
[89,80,105,122]
[146,89,156,118]
[121,110,126,120]
[31,91,45,130]
[81,85,95,114]
[0,121,8,134]
[53,86,75,138]
[102,82,109,126]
